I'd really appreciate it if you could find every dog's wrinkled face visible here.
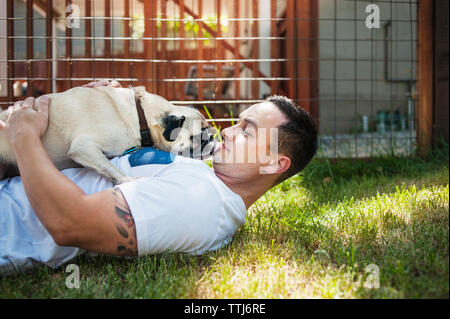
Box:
[136,88,217,160]
[161,107,217,160]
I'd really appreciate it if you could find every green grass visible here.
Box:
[0,147,448,298]
[203,105,222,142]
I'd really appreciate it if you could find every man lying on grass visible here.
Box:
[0,80,317,274]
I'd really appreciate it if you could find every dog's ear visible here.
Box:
[133,86,146,93]
[162,115,186,141]
[133,86,146,98]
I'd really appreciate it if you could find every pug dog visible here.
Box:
[0,85,216,184]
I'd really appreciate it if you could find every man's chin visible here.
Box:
[212,152,229,165]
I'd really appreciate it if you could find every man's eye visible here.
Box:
[236,121,251,136]
[243,126,252,136]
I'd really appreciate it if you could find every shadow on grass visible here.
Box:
[281,144,449,205]
[0,250,220,298]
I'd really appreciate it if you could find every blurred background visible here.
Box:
[0,0,447,158]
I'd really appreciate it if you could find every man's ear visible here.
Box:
[259,154,291,175]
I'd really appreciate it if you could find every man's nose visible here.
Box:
[221,126,236,142]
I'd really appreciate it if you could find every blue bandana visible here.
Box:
[128,147,176,167]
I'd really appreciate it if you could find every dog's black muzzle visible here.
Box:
[189,127,217,160]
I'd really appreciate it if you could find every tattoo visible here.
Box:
[113,188,134,228]
[112,187,137,256]
[115,206,134,228]
[116,225,129,238]
[117,245,135,255]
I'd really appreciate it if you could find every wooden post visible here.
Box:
[197,0,204,101]
[46,0,53,94]
[151,1,157,92]
[124,0,131,87]
[294,0,319,120]
[161,0,167,98]
[85,0,91,57]
[270,0,278,95]
[310,0,319,126]
[26,0,34,96]
[285,0,295,99]
[417,0,434,155]
[179,0,186,100]
[104,0,111,79]
[7,0,14,102]
[251,0,259,100]
[144,0,156,92]
[85,0,92,85]
[234,0,240,100]
[65,0,72,89]
[216,0,222,100]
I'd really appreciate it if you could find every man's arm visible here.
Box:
[0,97,137,256]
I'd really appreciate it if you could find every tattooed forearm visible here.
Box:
[116,224,129,239]
[113,188,135,227]
[113,187,137,256]
[115,206,135,228]
[117,245,135,255]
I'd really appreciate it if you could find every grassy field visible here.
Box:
[0,147,448,299]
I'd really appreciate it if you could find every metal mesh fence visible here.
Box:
[0,0,418,158]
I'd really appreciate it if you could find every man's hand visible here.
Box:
[82,79,122,88]
[0,96,50,147]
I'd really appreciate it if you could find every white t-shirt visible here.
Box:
[0,150,246,274]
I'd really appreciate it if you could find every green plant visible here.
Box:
[229,104,235,126]
[203,105,222,142]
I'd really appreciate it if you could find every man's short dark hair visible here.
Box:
[266,95,318,185]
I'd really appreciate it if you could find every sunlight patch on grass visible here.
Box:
[193,182,449,299]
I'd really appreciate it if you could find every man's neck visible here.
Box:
[213,169,271,210]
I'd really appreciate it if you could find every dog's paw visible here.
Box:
[115,176,144,185]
